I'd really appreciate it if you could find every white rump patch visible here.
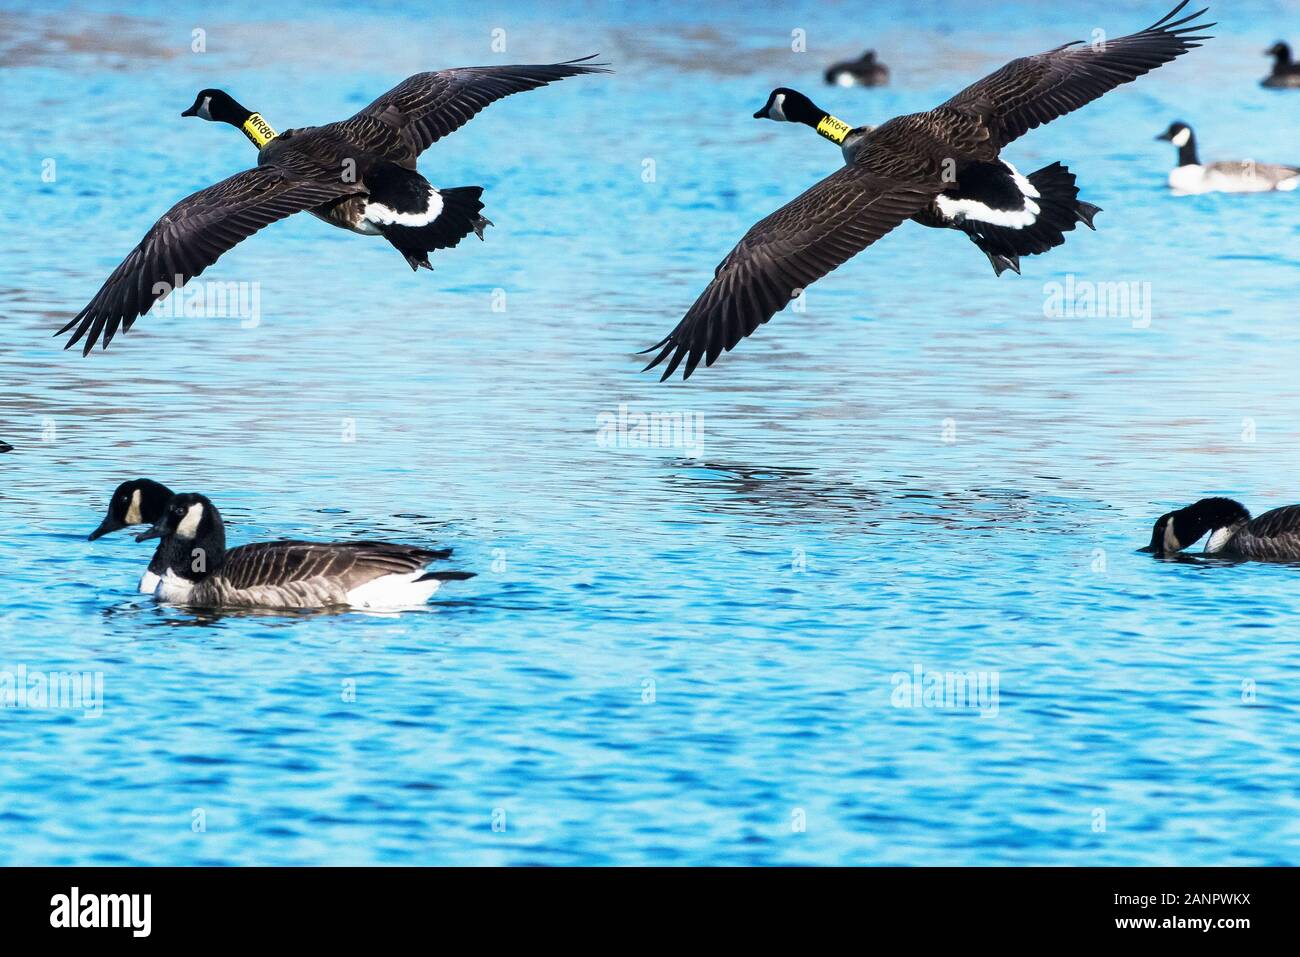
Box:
[363,187,444,229]
[1002,160,1040,199]
[346,571,441,610]
[831,71,855,88]
[138,569,160,594]
[935,194,1039,228]
[936,160,1041,228]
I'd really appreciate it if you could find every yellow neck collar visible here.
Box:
[240,113,278,149]
[815,114,852,145]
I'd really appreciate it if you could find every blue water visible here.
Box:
[2,0,1300,865]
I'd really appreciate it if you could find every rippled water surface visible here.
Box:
[2,0,1299,865]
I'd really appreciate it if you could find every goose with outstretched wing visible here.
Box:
[61,58,610,355]
[643,3,1212,381]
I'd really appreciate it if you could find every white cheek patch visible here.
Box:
[175,503,204,539]
[197,96,214,121]
[125,489,142,526]
[768,93,787,121]
[1171,127,1191,148]
[1163,520,1183,554]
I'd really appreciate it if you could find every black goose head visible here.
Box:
[1267,41,1293,66]
[181,89,253,127]
[753,87,826,126]
[136,492,227,580]
[1156,120,1198,165]
[88,478,175,541]
[1139,497,1251,557]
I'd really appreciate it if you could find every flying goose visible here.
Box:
[1156,121,1299,194]
[1139,497,1300,561]
[88,478,176,593]
[642,2,1212,381]
[1262,41,1300,88]
[748,88,1100,277]
[135,493,472,610]
[59,57,610,355]
[825,50,889,87]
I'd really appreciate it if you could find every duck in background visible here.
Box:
[1262,41,1300,88]
[1139,498,1300,561]
[825,50,889,87]
[1156,121,1299,194]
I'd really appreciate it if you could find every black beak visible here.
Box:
[181,106,198,118]
[88,518,121,541]
[753,108,768,119]
[1155,131,1172,141]
[135,526,163,543]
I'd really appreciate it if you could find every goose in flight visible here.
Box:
[642,3,1212,381]
[60,57,609,355]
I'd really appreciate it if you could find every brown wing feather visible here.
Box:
[60,167,360,355]
[942,1,1213,149]
[219,541,448,594]
[343,57,611,161]
[643,165,939,381]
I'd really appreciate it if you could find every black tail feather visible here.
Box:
[382,186,492,271]
[962,162,1101,275]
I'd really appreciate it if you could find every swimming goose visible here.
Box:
[59,57,610,355]
[1262,41,1300,88]
[1156,121,1299,194]
[825,50,889,87]
[88,478,176,593]
[1139,497,1300,561]
[749,88,1100,277]
[642,2,1212,381]
[0,441,11,453]
[136,493,472,610]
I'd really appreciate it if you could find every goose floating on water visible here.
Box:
[1262,41,1300,88]
[60,57,609,355]
[88,478,176,593]
[1156,121,1300,194]
[825,50,889,87]
[135,493,473,610]
[642,2,1212,381]
[1140,497,1300,561]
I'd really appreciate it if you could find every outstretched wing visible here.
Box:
[345,56,611,160]
[61,167,359,355]
[942,1,1213,149]
[642,165,938,381]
